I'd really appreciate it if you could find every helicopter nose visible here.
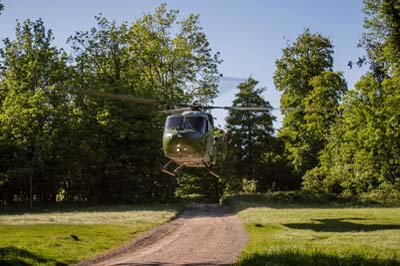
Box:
[163,131,205,158]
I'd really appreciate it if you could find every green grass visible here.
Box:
[225,193,400,266]
[0,203,183,266]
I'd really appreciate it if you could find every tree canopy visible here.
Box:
[274,29,347,177]
[303,0,400,199]
[224,77,279,191]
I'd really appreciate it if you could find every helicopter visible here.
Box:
[84,90,272,178]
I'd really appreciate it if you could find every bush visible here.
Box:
[220,191,330,206]
[175,170,224,200]
[242,179,258,193]
[359,182,400,204]
[302,167,327,194]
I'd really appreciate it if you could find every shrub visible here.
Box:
[242,179,258,193]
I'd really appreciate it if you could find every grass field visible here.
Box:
[0,203,183,266]
[225,194,400,266]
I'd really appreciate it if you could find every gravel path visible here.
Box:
[77,204,248,266]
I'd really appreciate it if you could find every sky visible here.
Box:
[0,0,368,130]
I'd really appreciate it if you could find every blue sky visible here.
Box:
[0,0,367,129]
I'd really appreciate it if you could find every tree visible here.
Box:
[128,4,222,105]
[0,1,4,15]
[358,0,400,81]
[66,14,163,202]
[224,77,276,191]
[274,29,346,177]
[303,71,347,163]
[303,74,400,196]
[65,4,221,202]
[68,4,221,106]
[303,0,400,198]
[0,19,70,206]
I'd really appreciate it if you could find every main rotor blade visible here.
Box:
[220,76,246,82]
[160,107,191,114]
[206,106,274,111]
[207,105,332,112]
[83,90,164,105]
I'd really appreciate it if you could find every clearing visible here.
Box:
[226,194,400,266]
[0,204,182,266]
[3,195,399,266]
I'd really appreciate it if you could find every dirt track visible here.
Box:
[77,204,247,266]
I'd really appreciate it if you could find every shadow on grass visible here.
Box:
[0,246,67,266]
[284,218,400,232]
[238,250,400,266]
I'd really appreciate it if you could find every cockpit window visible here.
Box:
[184,117,206,133]
[165,116,183,130]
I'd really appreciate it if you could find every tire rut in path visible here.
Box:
[77,203,248,266]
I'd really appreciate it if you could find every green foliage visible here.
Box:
[1,2,398,204]
[65,14,165,202]
[359,0,400,81]
[221,191,400,207]
[68,4,220,105]
[274,29,346,177]
[176,170,224,200]
[359,182,400,204]
[0,18,70,205]
[221,191,329,206]
[223,77,286,191]
[303,73,400,197]
[303,1,400,198]
[61,5,220,203]
[241,179,258,193]
[0,4,220,205]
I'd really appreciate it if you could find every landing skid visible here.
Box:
[203,162,220,178]
[160,161,220,178]
[160,160,183,177]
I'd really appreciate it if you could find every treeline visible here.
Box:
[0,1,399,205]
[301,0,400,200]
[0,4,221,205]
[180,0,400,201]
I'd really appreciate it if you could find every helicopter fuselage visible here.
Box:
[162,111,216,167]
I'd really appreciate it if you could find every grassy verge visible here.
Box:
[0,203,184,266]
[224,193,400,266]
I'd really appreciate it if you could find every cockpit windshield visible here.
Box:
[184,117,206,133]
[165,115,206,133]
[165,116,183,130]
